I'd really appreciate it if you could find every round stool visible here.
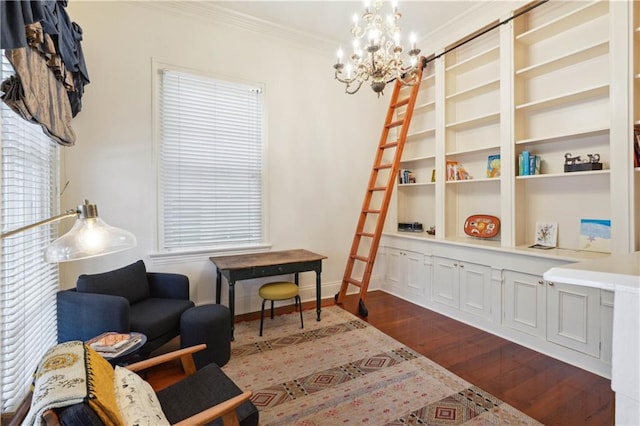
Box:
[180,304,231,369]
[258,281,303,336]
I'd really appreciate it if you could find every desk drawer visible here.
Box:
[227,260,320,281]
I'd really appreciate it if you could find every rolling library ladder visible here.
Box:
[335,59,425,317]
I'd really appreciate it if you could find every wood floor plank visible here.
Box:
[147,290,614,425]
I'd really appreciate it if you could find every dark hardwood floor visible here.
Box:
[147,290,614,425]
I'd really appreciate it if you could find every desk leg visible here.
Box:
[215,270,222,304]
[316,271,321,321]
[229,280,235,341]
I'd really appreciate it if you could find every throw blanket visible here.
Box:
[23,341,123,426]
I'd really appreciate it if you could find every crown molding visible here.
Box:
[132,1,336,54]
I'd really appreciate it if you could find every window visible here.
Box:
[157,67,265,253]
[0,56,59,412]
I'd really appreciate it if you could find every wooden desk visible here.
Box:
[210,249,327,339]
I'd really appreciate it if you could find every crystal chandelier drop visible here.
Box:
[333,0,421,96]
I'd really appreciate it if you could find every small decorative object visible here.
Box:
[426,226,436,235]
[564,152,603,172]
[398,222,423,232]
[487,154,500,178]
[579,219,611,253]
[463,215,500,239]
[530,221,558,249]
[431,169,436,182]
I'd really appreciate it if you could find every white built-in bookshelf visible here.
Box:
[391,0,638,258]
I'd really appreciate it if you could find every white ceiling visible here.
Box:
[208,1,483,45]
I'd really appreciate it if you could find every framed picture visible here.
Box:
[487,154,501,178]
[531,221,557,249]
[579,219,611,253]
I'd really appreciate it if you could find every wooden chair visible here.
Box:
[5,344,257,426]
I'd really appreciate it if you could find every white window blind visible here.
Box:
[158,69,264,252]
[0,55,59,413]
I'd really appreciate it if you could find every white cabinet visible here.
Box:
[546,280,601,358]
[503,270,546,338]
[433,256,491,319]
[432,256,459,307]
[386,248,426,298]
[504,270,611,360]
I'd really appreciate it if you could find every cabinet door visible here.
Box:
[405,251,425,297]
[386,248,403,294]
[546,281,600,357]
[432,256,459,308]
[503,271,546,338]
[459,261,491,319]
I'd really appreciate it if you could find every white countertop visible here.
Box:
[544,251,640,292]
[545,251,640,424]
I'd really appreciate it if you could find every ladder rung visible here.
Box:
[363,209,381,214]
[375,164,392,170]
[351,255,369,263]
[392,98,410,108]
[346,278,362,287]
[386,119,404,129]
[381,141,398,149]
[357,232,375,238]
[369,186,386,191]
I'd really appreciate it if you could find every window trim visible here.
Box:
[151,60,270,263]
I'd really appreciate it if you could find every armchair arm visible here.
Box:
[172,391,252,426]
[147,272,190,300]
[57,290,130,343]
[126,344,206,376]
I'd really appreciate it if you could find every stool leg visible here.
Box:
[270,300,275,319]
[260,299,267,336]
[297,296,304,329]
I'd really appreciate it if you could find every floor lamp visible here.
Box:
[1,199,136,262]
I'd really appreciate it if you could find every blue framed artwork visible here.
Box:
[579,219,611,253]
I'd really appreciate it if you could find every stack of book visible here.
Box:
[519,151,540,175]
[86,332,143,359]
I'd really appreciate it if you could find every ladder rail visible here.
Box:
[337,63,425,316]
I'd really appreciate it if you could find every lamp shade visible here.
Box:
[44,201,137,263]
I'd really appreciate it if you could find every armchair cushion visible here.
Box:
[77,259,150,304]
[130,298,195,341]
[156,362,259,426]
[114,366,169,425]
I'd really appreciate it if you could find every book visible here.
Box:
[398,169,415,184]
[634,127,640,168]
[487,154,500,178]
[522,151,530,175]
[87,332,134,352]
[446,161,458,181]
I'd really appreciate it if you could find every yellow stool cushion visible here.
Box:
[259,281,299,300]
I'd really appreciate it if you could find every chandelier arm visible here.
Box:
[345,81,364,95]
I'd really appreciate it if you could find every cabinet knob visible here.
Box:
[548,282,555,286]
[538,280,544,285]
[460,264,464,268]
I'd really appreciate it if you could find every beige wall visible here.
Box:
[60,1,388,313]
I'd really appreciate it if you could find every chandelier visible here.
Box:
[333,0,421,96]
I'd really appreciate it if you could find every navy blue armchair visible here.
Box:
[57,260,194,356]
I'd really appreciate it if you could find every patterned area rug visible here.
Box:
[223,306,542,425]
